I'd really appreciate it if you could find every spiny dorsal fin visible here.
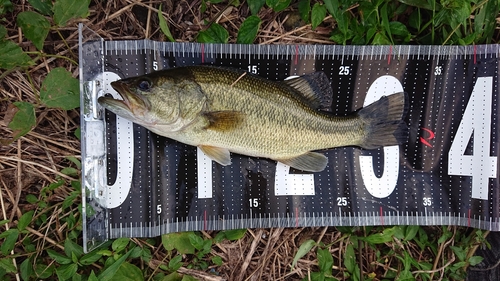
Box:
[203,110,245,131]
[282,72,333,111]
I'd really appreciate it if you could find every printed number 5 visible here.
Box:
[156,204,162,214]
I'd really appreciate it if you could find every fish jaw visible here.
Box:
[97,80,151,124]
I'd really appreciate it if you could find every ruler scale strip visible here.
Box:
[80,27,500,252]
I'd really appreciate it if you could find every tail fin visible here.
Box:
[358,92,408,149]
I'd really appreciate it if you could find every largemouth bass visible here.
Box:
[98,66,407,172]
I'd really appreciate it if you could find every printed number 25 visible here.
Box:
[339,66,350,75]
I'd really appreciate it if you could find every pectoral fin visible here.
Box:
[199,145,231,166]
[203,111,244,132]
[276,152,328,172]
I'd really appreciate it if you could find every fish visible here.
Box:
[98,65,408,172]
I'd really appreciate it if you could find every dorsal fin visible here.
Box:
[281,72,333,111]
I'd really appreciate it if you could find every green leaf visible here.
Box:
[53,0,90,26]
[112,238,130,253]
[88,271,99,281]
[188,233,205,251]
[47,249,73,265]
[236,16,261,44]
[438,227,452,244]
[181,275,198,281]
[1,229,18,255]
[380,3,392,44]
[162,232,195,254]
[0,40,34,69]
[201,239,212,255]
[468,255,484,266]
[360,227,396,244]
[266,0,291,12]
[221,229,247,240]
[197,23,229,43]
[17,210,34,231]
[168,255,183,271]
[450,245,466,261]
[72,273,82,281]
[298,0,310,22]
[371,32,391,45]
[397,0,436,10]
[40,67,80,110]
[28,0,53,15]
[158,4,175,42]
[0,0,13,15]
[20,257,35,281]
[74,126,81,140]
[64,238,84,259]
[248,0,266,14]
[292,239,315,268]
[80,250,103,265]
[0,25,6,39]
[474,0,498,43]
[404,225,420,241]
[164,272,183,281]
[61,167,78,176]
[26,194,38,204]
[390,21,410,37]
[98,248,134,281]
[0,258,16,273]
[7,102,36,141]
[398,269,414,281]
[344,243,356,273]
[317,248,333,273]
[35,263,54,278]
[112,262,144,281]
[66,156,82,170]
[323,0,338,17]
[311,3,327,30]
[55,263,78,281]
[17,11,51,50]
[211,255,223,266]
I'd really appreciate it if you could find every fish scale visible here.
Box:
[80,24,500,253]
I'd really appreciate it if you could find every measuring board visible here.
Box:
[79,25,500,252]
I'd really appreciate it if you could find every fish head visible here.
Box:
[98,74,194,131]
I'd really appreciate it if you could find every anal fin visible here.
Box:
[199,145,231,166]
[276,152,328,172]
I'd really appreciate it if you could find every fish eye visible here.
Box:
[137,79,152,91]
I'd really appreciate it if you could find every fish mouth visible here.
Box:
[98,81,150,116]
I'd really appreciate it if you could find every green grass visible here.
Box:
[0,0,498,280]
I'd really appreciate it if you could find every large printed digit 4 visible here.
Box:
[448,77,497,200]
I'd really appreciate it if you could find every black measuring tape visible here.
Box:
[79,29,499,251]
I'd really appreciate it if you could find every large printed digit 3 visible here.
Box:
[359,75,403,198]
[448,77,497,200]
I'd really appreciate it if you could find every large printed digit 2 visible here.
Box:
[448,77,497,200]
[359,75,403,198]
